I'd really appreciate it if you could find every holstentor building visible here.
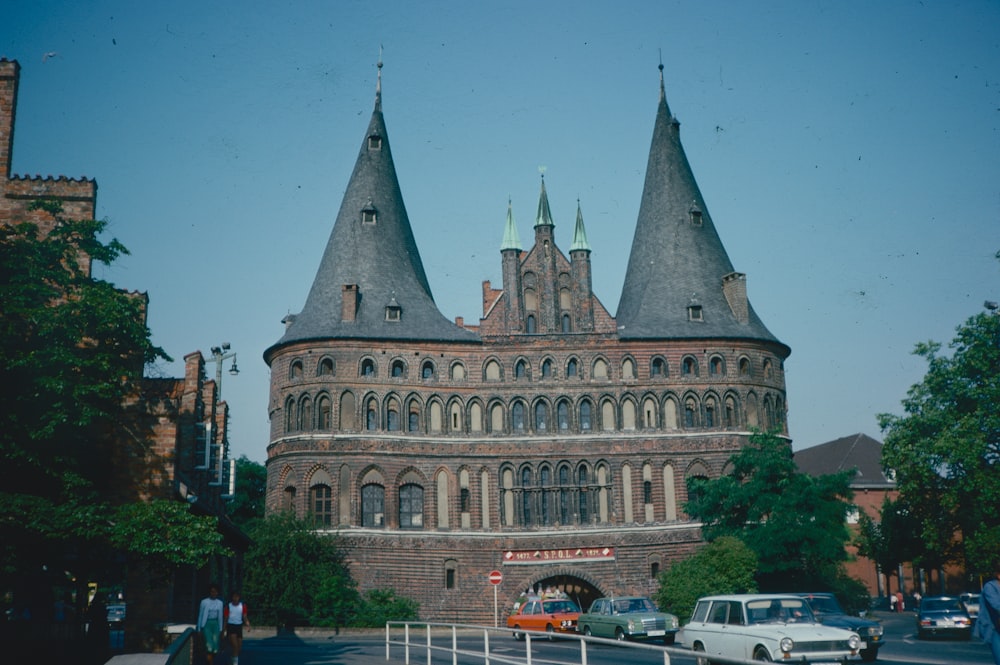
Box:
[263,64,789,623]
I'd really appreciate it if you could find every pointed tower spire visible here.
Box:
[615,64,785,349]
[569,199,591,252]
[500,198,522,251]
[268,58,476,348]
[535,174,554,228]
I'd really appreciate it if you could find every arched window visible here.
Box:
[512,402,525,432]
[317,357,335,376]
[558,465,571,524]
[593,358,608,379]
[421,361,435,379]
[684,398,697,428]
[399,484,424,528]
[317,395,331,430]
[567,358,579,377]
[339,391,356,430]
[763,359,774,379]
[282,486,296,513]
[361,484,385,527]
[299,396,312,431]
[539,466,552,526]
[449,402,463,433]
[289,359,304,380]
[521,467,532,525]
[366,398,378,430]
[557,400,569,430]
[725,395,736,428]
[561,313,571,332]
[578,466,590,524]
[579,400,592,431]
[705,396,717,428]
[642,397,657,429]
[534,402,548,431]
[541,359,553,378]
[450,363,466,380]
[391,359,405,378]
[485,359,501,381]
[285,396,296,432]
[361,358,376,377]
[526,315,537,333]
[682,356,698,376]
[739,357,751,377]
[622,358,636,379]
[651,357,667,378]
[601,399,616,431]
[709,355,724,376]
[310,484,332,526]
[515,359,527,379]
[386,398,401,431]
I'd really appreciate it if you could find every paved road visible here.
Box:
[237,613,996,665]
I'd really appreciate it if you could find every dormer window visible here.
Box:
[688,304,703,321]
[689,203,703,226]
[362,197,377,225]
[368,134,382,150]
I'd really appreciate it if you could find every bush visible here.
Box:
[349,589,419,627]
[654,536,758,623]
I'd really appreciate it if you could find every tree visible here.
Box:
[854,495,923,595]
[349,588,419,628]
[244,513,358,628]
[879,309,1000,576]
[654,536,757,622]
[685,431,855,590]
[228,456,267,531]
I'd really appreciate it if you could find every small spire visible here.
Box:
[570,199,591,252]
[501,198,522,251]
[658,50,665,101]
[374,46,383,110]
[535,173,554,228]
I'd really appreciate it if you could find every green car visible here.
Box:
[578,596,679,644]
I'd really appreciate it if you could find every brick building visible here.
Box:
[263,63,791,623]
[1,58,246,642]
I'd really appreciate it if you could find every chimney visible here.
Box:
[722,272,749,324]
[342,284,359,322]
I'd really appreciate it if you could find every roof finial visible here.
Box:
[658,49,665,101]
[375,45,384,109]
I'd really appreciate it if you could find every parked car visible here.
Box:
[795,592,884,661]
[506,597,581,640]
[959,592,980,619]
[916,595,972,640]
[680,594,861,664]
[577,596,679,644]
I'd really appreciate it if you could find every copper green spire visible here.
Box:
[500,198,522,251]
[534,174,554,228]
[569,199,591,252]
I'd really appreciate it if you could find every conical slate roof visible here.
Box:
[616,68,785,348]
[270,71,478,349]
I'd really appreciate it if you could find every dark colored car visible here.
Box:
[916,595,972,640]
[796,593,884,661]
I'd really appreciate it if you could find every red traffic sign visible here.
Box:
[488,570,503,585]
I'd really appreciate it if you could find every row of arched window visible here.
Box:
[282,458,713,531]
[284,352,779,383]
[282,389,786,435]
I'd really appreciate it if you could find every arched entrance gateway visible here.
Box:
[508,573,604,615]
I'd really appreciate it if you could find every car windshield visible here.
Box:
[924,598,964,612]
[544,600,580,613]
[613,598,656,614]
[747,598,814,624]
[804,595,842,614]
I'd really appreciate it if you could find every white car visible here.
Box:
[680,594,861,663]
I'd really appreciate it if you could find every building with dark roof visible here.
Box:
[263,62,791,622]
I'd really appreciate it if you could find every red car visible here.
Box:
[507,598,581,640]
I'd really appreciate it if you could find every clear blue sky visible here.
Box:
[4,1,998,463]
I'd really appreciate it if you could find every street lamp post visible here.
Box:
[207,342,240,399]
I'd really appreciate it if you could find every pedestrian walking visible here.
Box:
[975,560,1000,665]
[197,584,225,665]
[225,590,251,665]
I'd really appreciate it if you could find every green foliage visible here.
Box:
[654,536,757,622]
[0,200,170,581]
[348,588,420,627]
[854,496,922,593]
[244,513,358,628]
[879,310,1000,575]
[110,500,230,567]
[228,456,267,531]
[685,431,855,590]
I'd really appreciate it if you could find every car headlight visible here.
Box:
[779,637,794,653]
[627,620,636,631]
[848,634,861,650]
[869,625,883,636]
[670,617,679,629]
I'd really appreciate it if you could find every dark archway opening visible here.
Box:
[518,574,603,614]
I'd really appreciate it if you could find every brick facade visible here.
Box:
[264,67,791,623]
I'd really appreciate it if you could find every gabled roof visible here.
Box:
[268,66,478,353]
[794,433,895,489]
[615,67,785,349]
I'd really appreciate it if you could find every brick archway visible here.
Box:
[510,570,605,615]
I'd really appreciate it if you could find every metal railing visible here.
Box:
[384,622,679,665]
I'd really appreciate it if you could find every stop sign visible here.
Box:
[488,570,503,585]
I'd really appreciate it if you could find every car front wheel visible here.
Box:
[692,642,710,665]
[583,626,592,637]
[614,627,626,641]
[545,624,555,640]
[753,646,773,661]
[512,625,523,641]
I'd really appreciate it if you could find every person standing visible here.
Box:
[225,590,251,665]
[895,590,904,613]
[976,560,1000,665]
[197,584,224,665]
